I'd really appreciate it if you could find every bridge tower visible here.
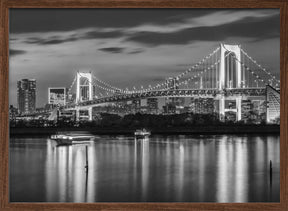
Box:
[219,44,242,89]
[75,71,93,121]
[219,44,243,121]
[76,71,93,103]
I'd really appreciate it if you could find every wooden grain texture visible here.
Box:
[0,0,287,210]
[280,2,288,211]
[2,0,286,8]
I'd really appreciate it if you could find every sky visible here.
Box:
[9,9,280,107]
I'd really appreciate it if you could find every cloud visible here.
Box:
[82,30,124,39]
[98,47,125,54]
[24,35,79,45]
[9,49,26,56]
[125,14,279,46]
[10,9,213,34]
[23,29,124,46]
[98,47,144,55]
[15,10,279,48]
[127,48,145,54]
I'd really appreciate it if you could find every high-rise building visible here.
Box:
[190,98,215,114]
[48,87,66,106]
[164,77,183,114]
[9,105,18,121]
[259,101,267,122]
[266,85,280,123]
[163,104,176,114]
[147,98,158,114]
[225,111,237,122]
[17,79,36,114]
[131,99,141,113]
[241,100,253,122]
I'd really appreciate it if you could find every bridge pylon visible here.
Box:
[75,71,93,121]
[219,43,242,89]
[76,71,93,103]
[218,44,243,121]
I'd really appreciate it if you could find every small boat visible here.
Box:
[51,133,95,145]
[134,129,151,139]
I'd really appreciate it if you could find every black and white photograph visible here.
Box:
[9,9,280,203]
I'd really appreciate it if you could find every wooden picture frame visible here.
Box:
[0,0,287,210]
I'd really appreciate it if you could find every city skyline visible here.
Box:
[9,9,280,107]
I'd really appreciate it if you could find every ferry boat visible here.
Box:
[134,129,151,139]
[50,133,95,145]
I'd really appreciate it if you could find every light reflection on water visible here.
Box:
[10,134,280,202]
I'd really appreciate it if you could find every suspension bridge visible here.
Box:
[48,43,280,123]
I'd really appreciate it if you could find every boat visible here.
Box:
[50,133,95,145]
[134,129,151,139]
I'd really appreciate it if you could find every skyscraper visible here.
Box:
[48,87,66,106]
[147,98,158,114]
[17,79,36,114]
[190,98,215,114]
[241,100,253,122]
[164,77,182,114]
[131,99,141,113]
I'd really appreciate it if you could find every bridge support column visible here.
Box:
[266,104,270,124]
[219,96,225,121]
[219,45,226,90]
[236,97,242,121]
[75,107,92,121]
[88,107,93,121]
[75,108,80,122]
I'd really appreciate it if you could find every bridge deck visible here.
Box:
[63,87,267,109]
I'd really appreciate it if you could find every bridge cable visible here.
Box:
[240,48,280,84]
[222,45,268,88]
[78,73,117,96]
[230,54,268,87]
[91,75,124,92]
[141,47,220,92]
[173,51,233,89]
[67,76,77,95]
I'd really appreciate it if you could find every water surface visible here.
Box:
[10,134,280,202]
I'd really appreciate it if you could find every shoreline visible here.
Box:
[10,125,280,136]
